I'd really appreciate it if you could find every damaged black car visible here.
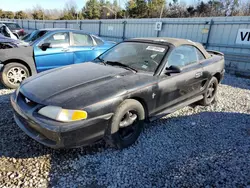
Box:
[11,37,225,149]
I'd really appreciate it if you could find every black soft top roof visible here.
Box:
[125,37,210,58]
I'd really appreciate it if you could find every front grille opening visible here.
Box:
[17,92,38,109]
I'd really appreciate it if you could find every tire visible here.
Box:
[199,76,218,106]
[1,63,30,89]
[105,99,145,149]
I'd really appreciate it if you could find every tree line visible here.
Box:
[0,0,250,20]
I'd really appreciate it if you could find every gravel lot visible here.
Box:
[0,73,249,188]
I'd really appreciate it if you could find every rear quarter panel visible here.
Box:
[201,54,225,83]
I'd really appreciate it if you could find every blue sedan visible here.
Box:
[0,29,116,88]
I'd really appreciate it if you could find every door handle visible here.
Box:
[195,72,202,78]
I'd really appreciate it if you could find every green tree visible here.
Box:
[15,11,28,19]
[136,0,148,18]
[148,0,166,18]
[83,0,101,19]
[126,0,148,18]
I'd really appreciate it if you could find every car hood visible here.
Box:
[20,62,134,108]
[0,34,29,46]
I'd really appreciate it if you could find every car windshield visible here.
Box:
[21,33,31,40]
[5,23,21,30]
[98,42,167,73]
[22,30,47,42]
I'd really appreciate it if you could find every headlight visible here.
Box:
[38,106,88,122]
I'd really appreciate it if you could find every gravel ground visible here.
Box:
[0,73,250,188]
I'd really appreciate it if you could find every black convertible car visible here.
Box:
[11,37,225,149]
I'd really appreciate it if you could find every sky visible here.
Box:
[0,0,203,12]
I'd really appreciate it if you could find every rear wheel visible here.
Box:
[105,99,145,149]
[1,63,29,89]
[199,76,218,106]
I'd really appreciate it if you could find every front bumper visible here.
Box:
[220,69,225,83]
[10,93,113,149]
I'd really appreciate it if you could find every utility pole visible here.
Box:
[159,3,164,19]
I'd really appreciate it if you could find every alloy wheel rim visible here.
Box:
[7,67,28,85]
[118,110,138,140]
[206,82,216,102]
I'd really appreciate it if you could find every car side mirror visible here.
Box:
[165,65,181,75]
[40,43,51,51]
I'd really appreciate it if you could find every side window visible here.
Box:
[38,31,47,38]
[196,49,205,61]
[42,32,69,48]
[32,31,47,42]
[167,45,198,68]
[72,33,93,46]
[92,36,104,45]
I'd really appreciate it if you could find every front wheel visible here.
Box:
[1,63,30,89]
[105,99,145,149]
[199,76,218,106]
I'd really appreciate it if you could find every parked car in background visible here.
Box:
[0,33,29,49]
[0,21,25,38]
[0,24,18,39]
[0,33,18,49]
[10,37,225,149]
[21,29,49,44]
[0,29,116,88]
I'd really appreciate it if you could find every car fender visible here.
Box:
[0,46,37,75]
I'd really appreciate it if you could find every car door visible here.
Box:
[153,45,206,114]
[34,32,73,72]
[70,32,99,64]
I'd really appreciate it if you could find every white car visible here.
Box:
[0,24,18,39]
[0,24,29,47]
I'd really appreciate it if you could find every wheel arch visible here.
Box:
[3,59,32,76]
[130,97,149,121]
[213,72,222,83]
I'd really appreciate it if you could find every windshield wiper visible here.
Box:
[105,61,137,72]
[95,57,106,65]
